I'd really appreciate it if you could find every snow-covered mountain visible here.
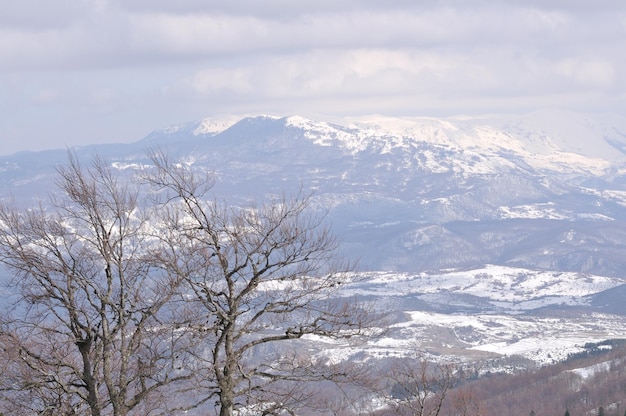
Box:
[3,111,626,275]
[2,110,626,366]
[116,111,626,274]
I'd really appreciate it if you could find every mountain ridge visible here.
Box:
[2,110,626,276]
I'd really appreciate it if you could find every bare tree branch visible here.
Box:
[0,152,193,416]
[385,359,459,416]
[145,151,374,416]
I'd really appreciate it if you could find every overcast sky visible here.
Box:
[1,1,625,155]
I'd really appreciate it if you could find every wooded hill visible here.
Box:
[438,340,626,416]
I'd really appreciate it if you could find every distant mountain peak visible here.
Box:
[143,111,626,178]
[192,116,241,136]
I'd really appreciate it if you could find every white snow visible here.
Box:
[317,266,626,366]
[293,113,623,176]
[346,265,623,307]
[192,116,240,135]
[571,359,614,379]
[499,203,570,220]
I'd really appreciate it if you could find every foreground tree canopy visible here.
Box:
[0,152,370,416]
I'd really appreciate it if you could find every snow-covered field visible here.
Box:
[347,265,624,312]
[317,266,626,367]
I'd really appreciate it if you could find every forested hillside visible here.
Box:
[440,341,626,416]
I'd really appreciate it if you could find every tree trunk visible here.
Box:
[219,393,234,416]
[218,360,235,416]
[78,338,102,416]
[219,322,236,416]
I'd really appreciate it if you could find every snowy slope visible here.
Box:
[312,265,626,366]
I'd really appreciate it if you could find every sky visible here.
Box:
[1,0,625,155]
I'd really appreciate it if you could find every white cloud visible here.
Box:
[183,67,255,95]
[557,59,616,88]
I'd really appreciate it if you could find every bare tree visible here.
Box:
[386,359,458,416]
[146,152,373,416]
[0,154,192,416]
[449,386,482,416]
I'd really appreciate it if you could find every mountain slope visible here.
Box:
[2,111,626,276]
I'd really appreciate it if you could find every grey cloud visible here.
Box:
[1,2,623,70]
[0,0,89,29]
[0,0,625,154]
